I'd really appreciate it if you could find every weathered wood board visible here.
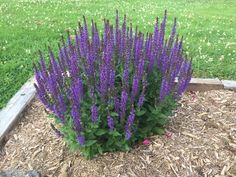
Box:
[0,77,36,143]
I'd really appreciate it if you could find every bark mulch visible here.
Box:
[0,90,236,177]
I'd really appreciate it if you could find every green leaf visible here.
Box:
[85,129,92,133]
[107,138,115,146]
[136,110,146,116]
[146,114,156,122]
[83,148,92,159]
[147,104,155,112]
[70,142,80,150]
[124,144,130,151]
[48,113,55,119]
[85,140,97,147]
[115,141,122,147]
[95,129,107,136]
[152,108,160,115]
[157,117,168,126]
[111,112,119,117]
[98,146,103,154]
[153,127,165,135]
[112,131,121,137]
[161,113,168,117]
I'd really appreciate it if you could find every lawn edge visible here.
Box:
[0,77,236,144]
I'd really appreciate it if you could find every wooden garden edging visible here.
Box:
[0,77,36,144]
[0,77,235,144]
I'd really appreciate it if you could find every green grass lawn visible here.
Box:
[0,0,236,109]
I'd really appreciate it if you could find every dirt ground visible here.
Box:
[0,90,236,177]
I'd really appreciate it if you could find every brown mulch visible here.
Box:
[0,90,236,177]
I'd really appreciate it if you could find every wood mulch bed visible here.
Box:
[0,90,236,177]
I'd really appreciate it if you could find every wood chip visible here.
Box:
[182,131,199,139]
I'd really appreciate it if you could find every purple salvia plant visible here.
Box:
[34,11,193,147]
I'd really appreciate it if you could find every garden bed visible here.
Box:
[0,90,236,177]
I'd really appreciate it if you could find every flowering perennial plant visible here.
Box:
[34,11,192,158]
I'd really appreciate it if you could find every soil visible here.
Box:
[0,90,236,177]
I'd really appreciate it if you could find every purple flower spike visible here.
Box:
[34,84,47,107]
[127,109,135,126]
[125,129,131,140]
[125,109,135,140]
[160,78,170,102]
[159,10,167,49]
[131,75,139,100]
[137,56,145,79]
[91,105,98,123]
[70,78,83,105]
[53,104,65,124]
[123,64,129,90]
[114,96,120,114]
[137,93,145,108]
[109,69,116,89]
[39,51,48,80]
[120,91,128,118]
[99,63,108,99]
[58,94,66,113]
[71,105,82,132]
[107,115,114,130]
[167,17,177,50]
[77,134,85,145]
